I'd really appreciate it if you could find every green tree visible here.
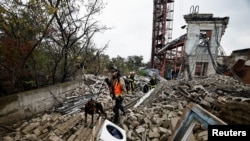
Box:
[0,0,58,94]
[126,55,144,71]
[0,0,109,95]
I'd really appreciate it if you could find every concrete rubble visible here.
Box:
[1,74,250,141]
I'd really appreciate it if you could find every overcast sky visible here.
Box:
[94,0,250,62]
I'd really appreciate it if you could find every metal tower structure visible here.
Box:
[151,0,174,77]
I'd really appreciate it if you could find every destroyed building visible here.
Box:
[163,13,229,80]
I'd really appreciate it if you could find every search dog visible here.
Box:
[84,98,107,127]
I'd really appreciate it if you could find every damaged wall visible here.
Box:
[184,14,229,77]
[0,80,85,125]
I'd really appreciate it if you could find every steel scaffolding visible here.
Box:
[151,0,174,77]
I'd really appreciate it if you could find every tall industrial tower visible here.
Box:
[151,0,174,77]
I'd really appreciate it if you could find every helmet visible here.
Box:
[109,66,119,73]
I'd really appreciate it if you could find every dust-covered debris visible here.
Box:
[1,74,250,141]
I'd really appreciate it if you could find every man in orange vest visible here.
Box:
[109,67,126,124]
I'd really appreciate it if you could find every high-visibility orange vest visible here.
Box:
[113,81,121,96]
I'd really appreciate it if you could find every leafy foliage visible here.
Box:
[0,0,149,96]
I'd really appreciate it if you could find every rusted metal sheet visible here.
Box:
[224,59,250,84]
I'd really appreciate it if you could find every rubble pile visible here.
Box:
[120,100,190,141]
[1,74,250,141]
[174,75,250,124]
[117,74,250,140]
